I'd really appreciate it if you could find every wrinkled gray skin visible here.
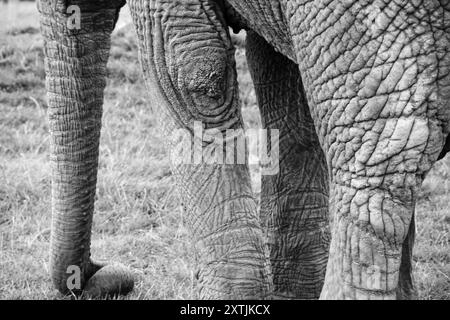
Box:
[37,0,450,300]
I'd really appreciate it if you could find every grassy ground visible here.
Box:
[0,2,448,300]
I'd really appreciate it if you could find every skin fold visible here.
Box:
[37,0,450,299]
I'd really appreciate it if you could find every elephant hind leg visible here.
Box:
[246,31,330,299]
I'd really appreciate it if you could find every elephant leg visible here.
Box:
[397,212,417,299]
[319,172,423,300]
[246,32,330,299]
[38,0,134,296]
[128,0,271,299]
[288,0,450,299]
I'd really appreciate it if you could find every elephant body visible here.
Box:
[37,0,450,299]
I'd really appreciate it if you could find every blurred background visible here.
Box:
[0,0,448,299]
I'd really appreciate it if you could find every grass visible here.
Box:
[0,2,448,300]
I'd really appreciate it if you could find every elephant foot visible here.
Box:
[319,232,398,300]
[320,278,397,300]
[320,258,397,300]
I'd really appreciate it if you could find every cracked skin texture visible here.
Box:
[227,0,450,299]
[37,0,450,299]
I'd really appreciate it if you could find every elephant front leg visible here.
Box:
[128,0,271,299]
[290,0,450,299]
[246,32,330,299]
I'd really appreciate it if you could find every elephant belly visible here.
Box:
[225,0,296,62]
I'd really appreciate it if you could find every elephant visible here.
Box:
[37,0,450,300]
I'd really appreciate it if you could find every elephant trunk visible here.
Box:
[38,0,122,294]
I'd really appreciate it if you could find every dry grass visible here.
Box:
[0,2,448,300]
